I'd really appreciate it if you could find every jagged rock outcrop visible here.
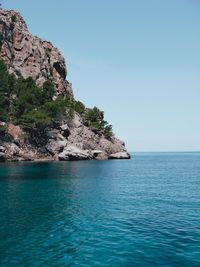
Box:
[58,145,92,161]
[0,9,130,161]
[0,9,72,96]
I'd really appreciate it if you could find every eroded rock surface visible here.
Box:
[0,9,73,97]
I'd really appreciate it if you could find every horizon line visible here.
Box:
[130,151,200,153]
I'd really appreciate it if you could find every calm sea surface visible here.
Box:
[0,153,200,266]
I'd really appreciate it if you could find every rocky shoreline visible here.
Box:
[0,116,130,162]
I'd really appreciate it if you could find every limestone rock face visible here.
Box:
[67,113,128,157]
[2,142,29,161]
[108,152,131,160]
[58,145,92,161]
[7,124,22,139]
[60,124,71,138]
[45,129,68,157]
[0,9,72,96]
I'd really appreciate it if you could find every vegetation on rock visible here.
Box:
[83,107,113,138]
[0,59,113,138]
[0,60,73,129]
[72,101,113,138]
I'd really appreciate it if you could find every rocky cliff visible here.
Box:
[0,9,130,161]
[0,9,72,96]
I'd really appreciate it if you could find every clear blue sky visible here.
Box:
[3,0,200,151]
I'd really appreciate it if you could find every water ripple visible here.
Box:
[0,154,200,266]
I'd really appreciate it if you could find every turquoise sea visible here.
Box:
[0,153,200,266]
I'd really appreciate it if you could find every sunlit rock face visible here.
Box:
[0,9,73,97]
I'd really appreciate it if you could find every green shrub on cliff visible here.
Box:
[42,80,55,101]
[0,95,8,121]
[20,109,51,128]
[13,77,43,118]
[83,106,113,138]
[13,80,72,127]
[0,60,71,128]
[0,59,113,139]
[73,100,85,115]
[0,60,13,121]
[11,15,17,23]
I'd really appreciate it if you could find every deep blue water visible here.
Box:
[0,153,200,266]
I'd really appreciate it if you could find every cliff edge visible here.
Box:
[0,9,130,161]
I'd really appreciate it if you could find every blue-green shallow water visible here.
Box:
[0,153,200,267]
